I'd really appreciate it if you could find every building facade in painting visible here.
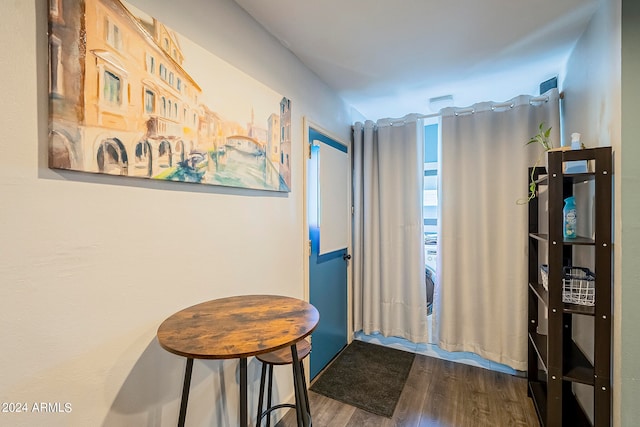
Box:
[48,0,85,170]
[267,113,281,168]
[48,0,290,191]
[279,97,292,189]
[49,0,203,177]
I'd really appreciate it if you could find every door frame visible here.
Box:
[302,117,353,347]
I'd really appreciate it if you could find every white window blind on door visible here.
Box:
[317,140,349,255]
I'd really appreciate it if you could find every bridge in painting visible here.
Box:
[225,135,266,156]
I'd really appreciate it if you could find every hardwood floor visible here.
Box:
[275,354,540,427]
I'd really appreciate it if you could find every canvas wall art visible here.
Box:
[48,0,292,192]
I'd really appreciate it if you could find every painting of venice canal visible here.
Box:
[48,0,291,192]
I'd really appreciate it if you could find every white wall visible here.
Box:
[0,1,353,426]
[559,0,622,424]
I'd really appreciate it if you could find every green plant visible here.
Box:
[527,122,553,151]
[518,122,553,204]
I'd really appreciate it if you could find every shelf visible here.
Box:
[529,380,547,427]
[563,150,597,162]
[529,332,548,372]
[535,174,548,186]
[527,147,611,427]
[562,236,596,245]
[528,379,593,427]
[529,281,548,306]
[530,233,548,242]
[564,390,593,427]
[564,342,594,385]
[563,302,595,316]
[564,172,595,184]
[530,282,595,315]
[533,172,594,187]
[528,233,595,245]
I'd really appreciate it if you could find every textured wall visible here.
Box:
[560,0,623,423]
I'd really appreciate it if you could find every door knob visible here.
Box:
[343,254,352,261]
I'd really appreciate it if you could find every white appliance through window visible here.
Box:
[424,159,438,274]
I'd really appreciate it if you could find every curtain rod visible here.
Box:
[380,91,562,126]
[417,112,441,119]
[385,112,440,126]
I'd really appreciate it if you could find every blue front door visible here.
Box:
[308,127,349,379]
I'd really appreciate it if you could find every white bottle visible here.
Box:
[565,132,587,173]
[571,133,581,150]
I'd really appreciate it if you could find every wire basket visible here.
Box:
[540,264,549,291]
[562,266,596,306]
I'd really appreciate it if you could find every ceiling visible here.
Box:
[233,0,601,119]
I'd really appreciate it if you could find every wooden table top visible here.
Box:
[157,295,319,360]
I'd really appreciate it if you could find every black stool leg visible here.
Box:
[256,363,267,427]
[291,344,307,427]
[299,361,310,416]
[266,365,273,427]
[257,343,311,427]
[240,358,248,427]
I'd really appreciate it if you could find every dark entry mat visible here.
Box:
[310,339,415,417]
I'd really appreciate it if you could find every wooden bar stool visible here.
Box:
[256,340,311,427]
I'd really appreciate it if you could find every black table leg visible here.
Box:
[178,358,194,427]
[240,357,248,426]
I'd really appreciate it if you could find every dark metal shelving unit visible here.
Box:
[527,147,612,427]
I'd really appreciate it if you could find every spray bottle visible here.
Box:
[564,196,577,239]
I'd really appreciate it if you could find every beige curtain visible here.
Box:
[353,115,428,343]
[434,89,561,370]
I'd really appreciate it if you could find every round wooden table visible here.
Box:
[157,295,319,427]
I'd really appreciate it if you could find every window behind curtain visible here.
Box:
[424,121,439,273]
